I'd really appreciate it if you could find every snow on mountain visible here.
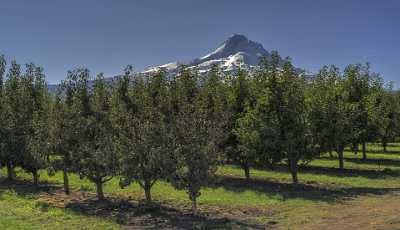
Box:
[142,34,277,75]
[48,34,284,92]
[143,62,179,74]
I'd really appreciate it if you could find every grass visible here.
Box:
[0,189,119,230]
[1,143,400,229]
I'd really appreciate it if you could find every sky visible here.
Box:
[0,0,399,85]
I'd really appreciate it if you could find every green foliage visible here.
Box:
[0,52,399,218]
[77,73,119,200]
[169,67,223,214]
[50,69,96,195]
[21,63,52,186]
[0,55,6,170]
[0,61,52,185]
[308,65,343,153]
[114,68,174,203]
[3,60,25,179]
[375,88,400,151]
[235,52,319,183]
[225,68,257,180]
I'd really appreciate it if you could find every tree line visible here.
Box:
[0,52,399,214]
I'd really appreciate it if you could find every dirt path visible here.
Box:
[295,192,400,230]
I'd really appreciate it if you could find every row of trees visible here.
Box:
[0,52,399,214]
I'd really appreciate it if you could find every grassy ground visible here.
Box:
[1,143,400,229]
[0,183,119,230]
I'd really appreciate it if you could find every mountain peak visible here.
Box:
[192,34,269,66]
[226,34,249,44]
[144,34,273,74]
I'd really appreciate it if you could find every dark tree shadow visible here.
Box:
[0,177,59,198]
[319,156,400,168]
[367,143,400,147]
[0,177,266,229]
[343,148,400,155]
[64,197,266,229]
[345,158,400,167]
[2,162,400,229]
[363,149,400,154]
[299,164,400,179]
[248,162,400,180]
[210,174,400,204]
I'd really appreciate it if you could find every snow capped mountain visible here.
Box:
[193,34,270,66]
[48,34,285,92]
[143,34,277,75]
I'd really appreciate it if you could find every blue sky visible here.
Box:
[0,0,399,84]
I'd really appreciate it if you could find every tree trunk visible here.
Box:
[243,163,250,181]
[6,162,15,181]
[33,170,39,187]
[383,140,387,153]
[63,168,70,195]
[191,197,198,216]
[338,145,344,171]
[362,142,367,160]
[95,181,105,201]
[269,161,276,171]
[144,181,152,204]
[289,158,298,184]
[353,143,358,155]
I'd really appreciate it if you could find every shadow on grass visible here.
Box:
[0,177,265,229]
[0,177,59,198]
[299,164,400,179]
[363,150,400,154]
[367,143,400,147]
[64,197,265,229]
[211,173,400,204]
[248,162,400,180]
[2,164,399,229]
[319,156,400,168]
[343,149,400,155]
[345,158,400,168]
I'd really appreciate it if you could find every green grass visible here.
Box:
[1,143,400,228]
[0,190,119,230]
